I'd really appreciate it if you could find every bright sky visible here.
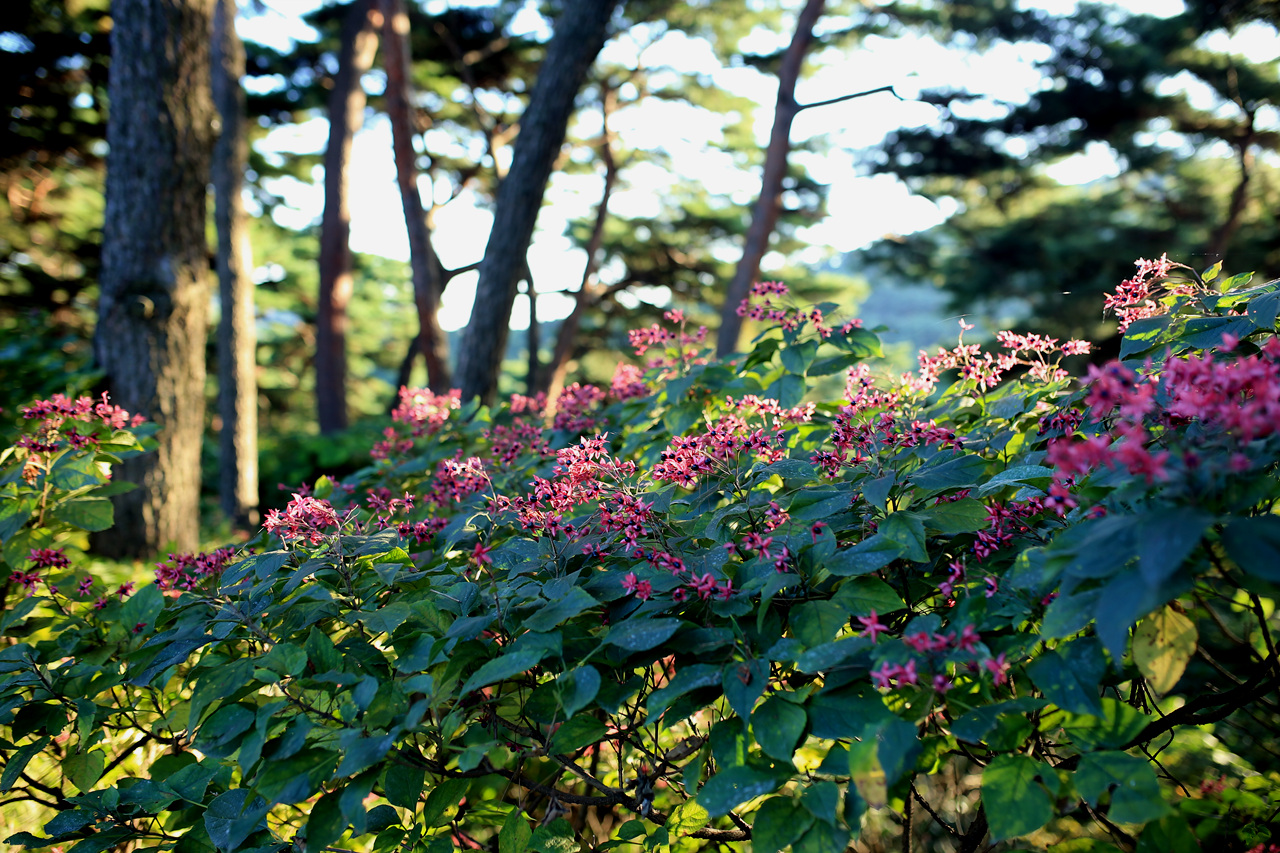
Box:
[241,0,1277,332]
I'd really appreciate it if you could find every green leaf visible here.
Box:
[305,626,344,674]
[0,737,50,791]
[792,820,849,853]
[383,760,425,810]
[1075,751,1169,824]
[1135,816,1200,853]
[548,716,608,755]
[1026,638,1107,716]
[768,374,806,409]
[499,808,533,853]
[523,588,596,632]
[978,465,1055,495]
[1119,315,1175,358]
[921,498,989,534]
[1132,607,1196,695]
[753,696,807,761]
[1222,515,1280,582]
[647,664,722,721]
[751,796,814,853]
[556,665,601,718]
[1135,508,1211,588]
[305,789,347,853]
[951,698,1048,744]
[420,777,469,827]
[696,765,784,817]
[664,799,710,837]
[49,453,103,490]
[1062,699,1151,751]
[459,648,547,696]
[982,755,1057,841]
[63,749,105,792]
[605,618,683,651]
[909,454,987,491]
[791,600,848,648]
[204,789,269,853]
[722,659,768,722]
[862,474,894,513]
[825,535,898,576]
[49,497,113,532]
[846,729,886,808]
[830,577,904,617]
[779,339,819,375]
[878,512,927,563]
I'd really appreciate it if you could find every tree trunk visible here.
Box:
[212,0,259,530]
[316,0,380,433]
[454,0,619,404]
[381,0,451,393]
[525,277,539,395]
[716,0,825,357]
[94,0,215,557]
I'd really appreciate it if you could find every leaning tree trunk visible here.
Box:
[380,0,451,393]
[716,0,825,357]
[454,0,619,404]
[94,0,216,556]
[316,0,380,433]
[212,0,259,529]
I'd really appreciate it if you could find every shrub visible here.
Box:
[2,263,1279,852]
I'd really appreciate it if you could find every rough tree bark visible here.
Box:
[454,0,620,404]
[716,0,826,357]
[380,0,451,393]
[212,0,259,529]
[316,0,380,433]
[94,0,215,556]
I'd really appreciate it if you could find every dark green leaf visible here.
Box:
[1222,516,1280,582]
[1026,638,1106,716]
[50,497,113,532]
[921,498,989,534]
[499,808,533,853]
[878,512,928,563]
[204,789,269,853]
[1075,751,1169,824]
[982,755,1056,841]
[524,588,596,632]
[459,648,547,696]
[825,536,898,576]
[751,796,813,853]
[556,665,601,718]
[753,696,807,761]
[548,716,608,754]
[696,765,784,817]
[383,759,425,810]
[605,618,683,651]
[647,664,722,721]
[305,789,347,853]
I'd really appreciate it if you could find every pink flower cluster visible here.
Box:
[484,420,550,466]
[610,363,650,401]
[154,547,236,591]
[974,499,1045,561]
[869,623,1005,694]
[1103,253,1178,331]
[373,387,461,459]
[14,393,145,474]
[652,412,789,488]
[263,494,343,544]
[918,321,1090,392]
[553,383,607,433]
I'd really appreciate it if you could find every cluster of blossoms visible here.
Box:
[552,383,608,433]
[862,618,1009,693]
[492,435,642,544]
[628,310,709,361]
[154,547,236,591]
[14,392,144,482]
[918,320,1090,392]
[1103,253,1180,331]
[484,419,550,466]
[812,410,961,479]
[726,530,794,573]
[372,388,461,460]
[734,280,863,339]
[650,394,817,489]
[623,549,734,603]
[1046,339,1280,501]
[263,494,343,544]
[609,363,650,401]
[973,499,1045,561]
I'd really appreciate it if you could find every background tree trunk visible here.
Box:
[316,0,380,433]
[94,0,216,556]
[454,0,619,404]
[212,0,259,530]
[380,0,451,393]
[716,0,825,357]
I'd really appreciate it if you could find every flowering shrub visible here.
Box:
[2,262,1280,851]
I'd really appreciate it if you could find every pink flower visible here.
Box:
[472,542,493,566]
[621,573,653,601]
[932,674,953,694]
[984,653,1011,687]
[858,610,890,643]
[958,625,981,654]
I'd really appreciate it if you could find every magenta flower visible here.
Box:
[858,610,890,644]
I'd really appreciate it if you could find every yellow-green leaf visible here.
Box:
[1133,607,1196,694]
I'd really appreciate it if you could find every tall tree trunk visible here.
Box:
[94,0,215,556]
[212,0,259,530]
[381,0,451,393]
[1206,114,1255,266]
[716,0,825,357]
[454,0,619,404]
[525,277,539,395]
[316,0,380,433]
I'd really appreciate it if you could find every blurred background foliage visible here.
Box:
[1,0,1277,518]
